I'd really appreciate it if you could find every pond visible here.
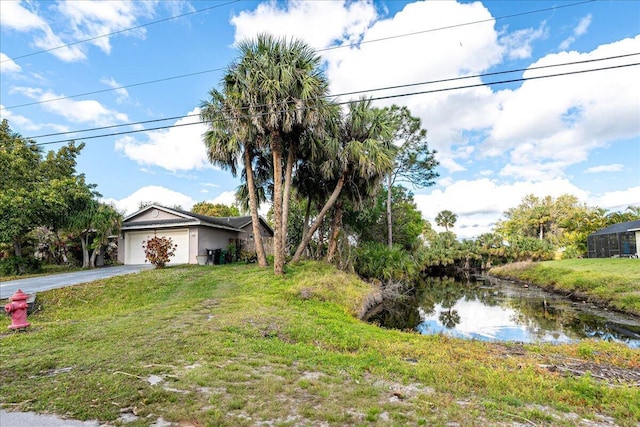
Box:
[368,276,640,349]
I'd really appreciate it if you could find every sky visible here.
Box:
[1,0,639,239]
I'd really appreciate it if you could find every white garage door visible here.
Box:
[125,229,190,265]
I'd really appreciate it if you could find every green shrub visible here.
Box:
[0,256,41,276]
[354,243,416,282]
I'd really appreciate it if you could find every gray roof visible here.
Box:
[122,205,273,235]
[590,220,640,236]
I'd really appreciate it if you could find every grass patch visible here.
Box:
[490,259,640,315]
[1,262,638,426]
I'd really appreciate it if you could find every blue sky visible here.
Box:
[1,0,638,239]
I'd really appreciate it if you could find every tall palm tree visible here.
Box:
[231,33,331,275]
[291,99,395,263]
[435,210,457,232]
[200,87,269,267]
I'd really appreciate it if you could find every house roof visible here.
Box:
[589,219,640,236]
[122,205,273,235]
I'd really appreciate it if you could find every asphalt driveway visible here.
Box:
[0,264,153,299]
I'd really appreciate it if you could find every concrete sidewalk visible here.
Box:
[0,409,102,426]
[0,265,153,299]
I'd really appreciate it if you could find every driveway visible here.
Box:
[0,265,153,299]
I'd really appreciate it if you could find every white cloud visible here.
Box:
[0,1,47,31]
[100,77,129,103]
[585,164,624,174]
[0,104,69,133]
[231,0,378,49]
[559,14,592,50]
[102,185,196,216]
[499,21,548,60]
[0,53,21,73]
[483,36,640,178]
[115,107,210,172]
[589,186,640,212]
[0,0,155,62]
[9,86,129,125]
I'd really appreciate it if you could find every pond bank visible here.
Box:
[489,259,640,317]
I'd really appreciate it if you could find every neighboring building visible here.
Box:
[587,220,640,258]
[117,205,273,265]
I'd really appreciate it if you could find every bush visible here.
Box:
[142,234,177,269]
[354,243,416,282]
[0,256,42,276]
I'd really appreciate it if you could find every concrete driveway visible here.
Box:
[0,264,153,299]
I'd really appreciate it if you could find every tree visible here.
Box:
[0,120,94,264]
[228,33,331,275]
[201,82,269,267]
[435,210,457,232]
[191,202,240,217]
[291,98,395,263]
[381,105,438,248]
[348,186,425,251]
[66,200,122,268]
[495,194,589,247]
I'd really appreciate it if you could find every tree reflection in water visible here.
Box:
[367,275,640,348]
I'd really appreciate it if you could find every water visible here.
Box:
[368,276,640,349]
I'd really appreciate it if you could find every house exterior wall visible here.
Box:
[196,226,239,258]
[132,208,183,221]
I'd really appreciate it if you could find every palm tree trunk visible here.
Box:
[282,149,294,258]
[271,134,285,275]
[303,194,311,257]
[291,173,346,263]
[244,148,268,267]
[387,174,393,249]
[326,200,343,263]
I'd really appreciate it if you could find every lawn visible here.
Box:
[1,262,638,426]
[490,258,640,316]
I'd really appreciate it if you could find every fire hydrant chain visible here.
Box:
[5,289,31,330]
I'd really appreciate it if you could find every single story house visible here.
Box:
[587,219,640,258]
[117,205,273,265]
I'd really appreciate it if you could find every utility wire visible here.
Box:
[318,0,596,52]
[22,52,640,140]
[23,62,639,147]
[1,0,595,110]
[0,1,241,64]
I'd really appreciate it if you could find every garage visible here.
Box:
[124,229,190,265]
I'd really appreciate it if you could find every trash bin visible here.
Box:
[206,248,215,265]
[219,250,227,265]
[213,249,222,265]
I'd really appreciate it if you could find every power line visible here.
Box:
[318,0,596,53]
[25,62,639,147]
[0,1,241,64]
[22,52,639,140]
[1,0,595,111]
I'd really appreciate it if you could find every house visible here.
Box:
[117,205,273,265]
[587,219,640,258]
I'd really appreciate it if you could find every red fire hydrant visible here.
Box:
[5,289,31,330]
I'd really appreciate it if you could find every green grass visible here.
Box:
[490,258,640,315]
[1,262,638,426]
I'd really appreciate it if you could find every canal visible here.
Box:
[368,275,640,349]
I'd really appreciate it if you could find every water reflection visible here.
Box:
[369,276,640,349]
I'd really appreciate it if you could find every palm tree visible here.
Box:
[435,210,457,232]
[201,86,269,267]
[291,98,395,263]
[228,33,331,275]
